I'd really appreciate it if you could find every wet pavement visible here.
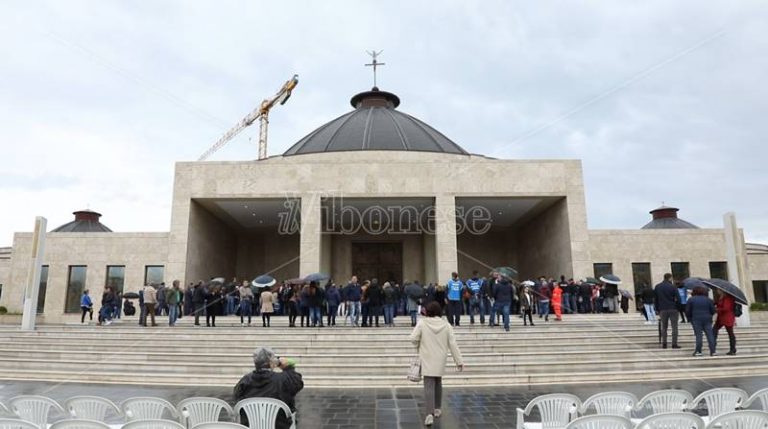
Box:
[2,377,767,428]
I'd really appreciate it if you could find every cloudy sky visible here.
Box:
[1,1,766,246]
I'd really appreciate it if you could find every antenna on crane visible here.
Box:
[198,74,299,161]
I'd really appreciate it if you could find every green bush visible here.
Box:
[0,306,7,315]
[750,302,768,311]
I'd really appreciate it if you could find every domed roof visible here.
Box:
[283,88,468,156]
[52,209,113,233]
[641,205,699,229]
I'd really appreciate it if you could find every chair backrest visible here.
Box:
[121,398,178,422]
[8,396,66,429]
[190,423,249,429]
[693,388,749,419]
[233,398,294,429]
[64,396,121,421]
[520,393,581,428]
[49,419,112,429]
[581,392,638,418]
[177,397,234,427]
[745,388,768,411]
[705,410,768,428]
[121,420,186,429]
[637,390,694,414]
[635,412,706,429]
[0,403,10,416]
[0,419,40,429]
[564,414,633,429]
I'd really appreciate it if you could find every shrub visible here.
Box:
[0,306,7,315]
[750,302,768,312]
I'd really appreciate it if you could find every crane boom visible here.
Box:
[197,74,299,161]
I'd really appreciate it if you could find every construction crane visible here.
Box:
[197,74,299,161]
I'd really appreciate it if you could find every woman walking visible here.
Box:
[714,289,737,355]
[520,286,535,326]
[685,286,717,357]
[80,290,93,323]
[206,285,223,327]
[261,287,274,327]
[239,280,254,326]
[410,302,464,426]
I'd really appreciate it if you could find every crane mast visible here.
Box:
[198,74,298,161]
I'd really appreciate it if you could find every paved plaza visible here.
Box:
[3,376,767,428]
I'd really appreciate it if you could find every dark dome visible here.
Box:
[52,209,113,233]
[641,205,699,229]
[283,88,468,156]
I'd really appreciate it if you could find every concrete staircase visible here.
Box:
[1,314,766,388]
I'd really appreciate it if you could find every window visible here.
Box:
[593,263,613,280]
[37,265,49,314]
[106,266,125,295]
[65,266,87,313]
[632,263,652,290]
[753,281,768,304]
[709,261,728,281]
[144,265,164,286]
[670,262,690,286]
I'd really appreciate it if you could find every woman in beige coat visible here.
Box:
[260,288,274,327]
[409,301,464,426]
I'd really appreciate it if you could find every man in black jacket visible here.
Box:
[234,347,304,429]
[654,273,681,349]
[192,281,206,326]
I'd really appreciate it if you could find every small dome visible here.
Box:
[641,205,699,229]
[52,209,113,232]
[283,88,468,156]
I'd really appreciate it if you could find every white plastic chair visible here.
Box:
[8,396,66,429]
[121,398,178,422]
[636,390,694,414]
[177,398,234,428]
[0,403,10,416]
[745,388,768,411]
[233,398,296,429]
[580,391,638,418]
[191,423,248,429]
[49,419,111,429]
[635,412,706,429]
[564,414,633,429]
[64,396,121,421]
[516,393,581,429]
[0,419,40,429]
[693,388,749,421]
[705,410,768,428]
[121,420,186,429]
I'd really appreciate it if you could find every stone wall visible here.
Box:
[518,198,575,280]
[185,201,236,283]
[0,232,168,320]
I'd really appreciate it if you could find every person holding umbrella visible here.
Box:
[685,286,717,357]
[714,288,737,355]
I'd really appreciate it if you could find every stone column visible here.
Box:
[724,212,752,327]
[299,193,322,277]
[21,217,46,331]
[434,195,458,284]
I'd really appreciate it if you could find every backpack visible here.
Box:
[734,302,743,317]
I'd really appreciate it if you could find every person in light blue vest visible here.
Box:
[446,272,465,326]
[677,283,690,323]
[466,271,484,325]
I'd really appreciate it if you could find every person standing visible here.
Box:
[383,282,397,327]
[538,281,552,322]
[520,286,535,326]
[714,289,737,355]
[641,285,656,325]
[287,285,299,327]
[142,283,158,327]
[192,281,206,327]
[156,283,167,316]
[99,286,117,326]
[261,287,274,327]
[80,290,93,323]
[225,277,238,316]
[307,282,323,327]
[239,280,254,326]
[552,283,563,321]
[685,286,717,356]
[410,302,464,427]
[404,281,423,327]
[183,283,194,316]
[366,279,384,328]
[491,275,513,331]
[206,285,222,327]
[166,280,182,326]
[345,276,362,327]
[445,272,464,326]
[559,276,571,314]
[677,283,690,323]
[654,273,680,349]
[466,272,483,325]
[325,283,341,327]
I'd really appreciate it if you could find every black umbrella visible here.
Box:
[123,292,140,299]
[683,277,707,290]
[285,277,305,285]
[304,272,330,283]
[584,277,599,285]
[491,266,518,280]
[405,283,424,299]
[702,278,749,305]
[600,274,622,285]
